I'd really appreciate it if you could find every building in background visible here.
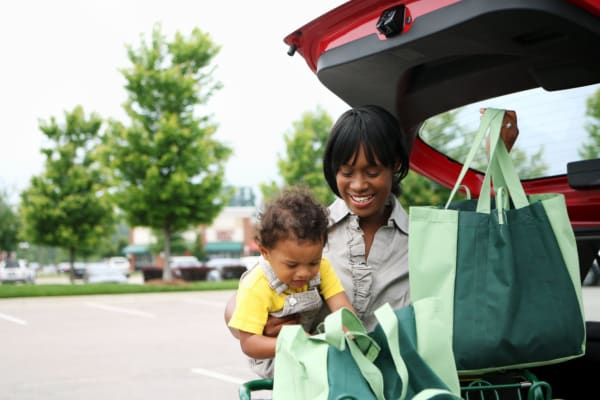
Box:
[199,205,259,258]
[123,187,260,267]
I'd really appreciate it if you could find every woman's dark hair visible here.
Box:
[255,186,329,250]
[323,105,410,197]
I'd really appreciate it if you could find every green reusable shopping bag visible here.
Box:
[272,302,462,400]
[273,307,386,400]
[371,299,461,399]
[409,108,586,374]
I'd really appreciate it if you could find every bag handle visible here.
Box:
[476,110,528,213]
[324,307,379,359]
[374,304,410,400]
[322,308,386,400]
[445,108,528,213]
[444,109,497,208]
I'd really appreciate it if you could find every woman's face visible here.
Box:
[335,145,395,222]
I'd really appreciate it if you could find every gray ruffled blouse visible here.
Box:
[323,196,410,330]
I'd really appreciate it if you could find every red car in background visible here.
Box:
[283,0,599,397]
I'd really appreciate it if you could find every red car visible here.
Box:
[281,0,599,398]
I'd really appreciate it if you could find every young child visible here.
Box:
[228,186,354,375]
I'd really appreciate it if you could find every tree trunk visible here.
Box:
[69,247,76,284]
[162,226,173,281]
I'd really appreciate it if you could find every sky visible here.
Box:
[0,0,350,205]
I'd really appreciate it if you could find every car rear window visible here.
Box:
[419,83,600,179]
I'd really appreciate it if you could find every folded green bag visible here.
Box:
[273,299,461,400]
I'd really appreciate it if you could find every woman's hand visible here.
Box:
[481,108,519,153]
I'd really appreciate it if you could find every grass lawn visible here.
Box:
[0,279,239,298]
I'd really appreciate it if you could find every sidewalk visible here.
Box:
[35,274,144,285]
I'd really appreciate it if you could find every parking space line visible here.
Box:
[183,298,225,307]
[190,368,245,384]
[84,302,155,318]
[0,312,27,325]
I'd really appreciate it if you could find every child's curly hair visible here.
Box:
[256,186,329,250]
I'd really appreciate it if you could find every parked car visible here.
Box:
[40,264,58,275]
[57,261,87,279]
[107,256,131,278]
[169,256,214,281]
[282,0,599,398]
[240,255,260,270]
[71,262,87,280]
[0,259,35,284]
[169,256,203,268]
[57,262,71,273]
[205,258,248,281]
[83,262,129,284]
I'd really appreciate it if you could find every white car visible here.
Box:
[240,256,260,270]
[84,262,129,284]
[107,257,131,277]
[169,256,210,281]
[206,258,248,281]
[0,260,36,284]
[169,256,202,268]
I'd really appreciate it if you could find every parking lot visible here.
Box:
[1,288,600,400]
[0,290,256,400]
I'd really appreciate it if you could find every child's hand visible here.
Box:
[263,313,300,337]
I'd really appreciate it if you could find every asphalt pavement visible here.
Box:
[0,290,259,400]
[1,287,599,399]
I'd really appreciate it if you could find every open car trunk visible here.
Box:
[284,0,600,397]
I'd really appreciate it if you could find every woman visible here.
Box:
[224,105,519,375]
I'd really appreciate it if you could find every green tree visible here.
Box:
[101,24,232,281]
[260,107,335,205]
[20,106,114,280]
[150,230,190,256]
[399,171,451,209]
[0,188,20,256]
[579,88,600,159]
[403,110,467,207]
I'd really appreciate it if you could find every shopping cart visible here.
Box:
[238,369,552,400]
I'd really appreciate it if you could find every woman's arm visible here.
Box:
[239,330,278,359]
[224,293,240,339]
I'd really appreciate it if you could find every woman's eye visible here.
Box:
[366,169,381,177]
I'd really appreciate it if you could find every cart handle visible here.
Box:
[239,378,274,400]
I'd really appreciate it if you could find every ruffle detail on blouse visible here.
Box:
[346,214,372,320]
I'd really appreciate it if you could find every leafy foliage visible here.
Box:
[19,106,114,275]
[100,24,232,280]
[420,109,548,180]
[260,107,335,205]
[0,189,20,253]
[579,88,600,159]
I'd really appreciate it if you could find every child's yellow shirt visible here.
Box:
[228,258,344,335]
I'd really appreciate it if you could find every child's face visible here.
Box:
[261,238,323,289]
